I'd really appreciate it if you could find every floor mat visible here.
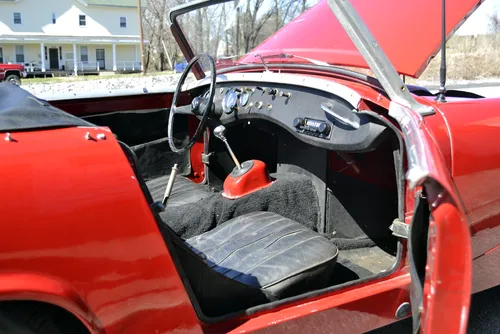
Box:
[331,246,396,285]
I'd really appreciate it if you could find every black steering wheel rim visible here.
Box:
[168,53,216,154]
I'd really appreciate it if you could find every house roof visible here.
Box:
[83,0,146,7]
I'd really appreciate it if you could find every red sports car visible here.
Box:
[0,0,496,333]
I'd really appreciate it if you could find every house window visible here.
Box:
[120,17,127,28]
[15,45,24,63]
[80,46,88,62]
[52,13,56,24]
[13,12,22,24]
[79,15,86,26]
[0,48,3,63]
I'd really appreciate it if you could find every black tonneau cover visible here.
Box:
[0,83,92,132]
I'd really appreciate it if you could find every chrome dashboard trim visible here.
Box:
[184,72,362,109]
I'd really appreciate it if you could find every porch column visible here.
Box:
[112,43,117,71]
[40,43,46,72]
[73,43,78,76]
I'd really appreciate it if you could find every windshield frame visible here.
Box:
[169,0,236,80]
[169,0,432,117]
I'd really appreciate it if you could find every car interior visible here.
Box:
[83,65,405,320]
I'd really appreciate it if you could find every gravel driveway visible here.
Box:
[21,73,183,98]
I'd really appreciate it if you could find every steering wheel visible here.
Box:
[168,53,216,154]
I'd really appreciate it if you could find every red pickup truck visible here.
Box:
[0,63,26,85]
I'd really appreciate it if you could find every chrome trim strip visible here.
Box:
[388,101,430,189]
[36,86,176,101]
[184,71,362,109]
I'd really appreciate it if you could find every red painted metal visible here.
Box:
[421,199,471,334]
[3,53,500,333]
[434,98,500,257]
[49,92,191,117]
[205,272,411,334]
[0,126,202,334]
[240,0,483,78]
[187,116,205,183]
[222,160,273,199]
[399,102,472,334]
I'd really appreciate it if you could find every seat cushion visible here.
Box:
[185,211,338,299]
[146,174,212,208]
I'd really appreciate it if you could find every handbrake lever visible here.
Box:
[162,163,179,206]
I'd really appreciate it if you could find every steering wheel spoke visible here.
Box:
[168,53,216,154]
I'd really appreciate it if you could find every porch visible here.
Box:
[0,42,142,76]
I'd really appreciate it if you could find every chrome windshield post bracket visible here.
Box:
[327,0,434,116]
[253,54,271,72]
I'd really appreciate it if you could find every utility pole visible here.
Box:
[137,0,146,74]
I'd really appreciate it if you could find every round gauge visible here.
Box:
[223,89,239,114]
[240,91,251,106]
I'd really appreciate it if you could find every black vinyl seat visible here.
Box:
[146,174,212,208]
[168,211,339,317]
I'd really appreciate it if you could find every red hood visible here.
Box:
[240,0,483,78]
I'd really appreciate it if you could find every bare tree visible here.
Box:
[143,0,184,72]
[489,9,500,33]
[141,0,317,71]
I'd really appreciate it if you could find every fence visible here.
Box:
[64,61,100,72]
[116,61,142,72]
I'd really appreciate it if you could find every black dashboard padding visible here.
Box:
[211,82,390,152]
[152,172,321,239]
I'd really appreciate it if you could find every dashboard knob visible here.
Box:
[267,88,278,95]
[293,117,305,129]
[318,122,331,135]
[279,91,292,98]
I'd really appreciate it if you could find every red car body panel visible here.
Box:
[0,59,498,332]
[0,126,202,334]
[241,0,484,78]
[24,76,494,333]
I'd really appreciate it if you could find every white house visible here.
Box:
[0,0,143,74]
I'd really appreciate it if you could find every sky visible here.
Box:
[456,0,500,35]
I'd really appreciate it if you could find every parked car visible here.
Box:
[173,59,188,73]
[0,63,26,85]
[0,0,497,333]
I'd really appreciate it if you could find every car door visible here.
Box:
[390,102,472,333]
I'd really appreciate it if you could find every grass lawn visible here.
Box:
[21,71,175,85]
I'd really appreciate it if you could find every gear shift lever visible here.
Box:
[214,125,242,170]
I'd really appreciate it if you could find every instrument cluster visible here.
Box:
[221,86,293,115]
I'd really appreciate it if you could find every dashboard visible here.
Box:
[191,81,390,152]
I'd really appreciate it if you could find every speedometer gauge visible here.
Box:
[223,89,238,114]
[240,91,251,106]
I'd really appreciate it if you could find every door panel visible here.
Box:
[389,102,472,333]
[49,48,58,69]
[96,48,105,70]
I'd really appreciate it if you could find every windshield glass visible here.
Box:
[176,0,320,71]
